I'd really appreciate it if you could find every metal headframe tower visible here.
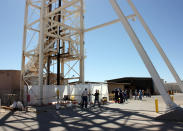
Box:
[20,0,84,104]
[21,0,182,108]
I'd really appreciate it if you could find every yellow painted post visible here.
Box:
[70,95,75,101]
[0,98,1,110]
[56,89,60,100]
[155,98,159,113]
[171,96,174,102]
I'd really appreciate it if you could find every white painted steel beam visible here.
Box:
[20,0,29,101]
[47,0,57,5]
[65,61,79,77]
[127,0,183,93]
[24,53,37,57]
[27,19,40,28]
[85,19,120,32]
[49,19,80,32]
[65,9,81,17]
[38,0,46,105]
[46,0,81,17]
[27,27,40,32]
[31,0,42,4]
[45,32,74,42]
[85,14,136,32]
[79,0,84,83]
[44,39,56,52]
[25,49,36,54]
[109,0,178,108]
[29,2,41,9]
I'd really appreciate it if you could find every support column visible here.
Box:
[20,0,29,101]
[57,40,61,85]
[61,41,65,85]
[127,0,183,93]
[80,0,84,83]
[47,0,52,85]
[109,0,177,108]
[39,0,46,105]
[47,55,50,85]
[61,0,65,85]
[57,0,61,85]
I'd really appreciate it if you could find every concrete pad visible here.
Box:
[156,108,183,122]
[0,94,183,130]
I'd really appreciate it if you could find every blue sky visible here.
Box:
[0,0,183,83]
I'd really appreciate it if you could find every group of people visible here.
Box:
[81,88,151,108]
[134,89,143,100]
[81,88,100,109]
[113,88,152,102]
[134,89,151,100]
[113,88,129,103]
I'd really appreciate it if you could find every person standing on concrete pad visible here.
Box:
[129,89,133,99]
[139,90,143,100]
[119,90,124,103]
[88,89,92,106]
[134,90,138,100]
[142,90,145,97]
[81,88,88,108]
[93,90,100,107]
[124,90,128,102]
[114,88,119,103]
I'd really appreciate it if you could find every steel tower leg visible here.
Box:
[20,0,29,101]
[57,0,61,85]
[80,0,84,83]
[127,0,183,93]
[39,0,46,105]
[109,0,178,108]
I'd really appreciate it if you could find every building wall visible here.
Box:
[107,77,155,95]
[0,70,20,104]
[164,83,182,93]
[108,83,125,93]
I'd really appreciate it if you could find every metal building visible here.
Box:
[107,77,154,95]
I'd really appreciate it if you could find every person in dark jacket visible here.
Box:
[93,90,100,107]
[119,90,124,103]
[81,88,88,108]
[114,88,119,103]
[134,89,138,100]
